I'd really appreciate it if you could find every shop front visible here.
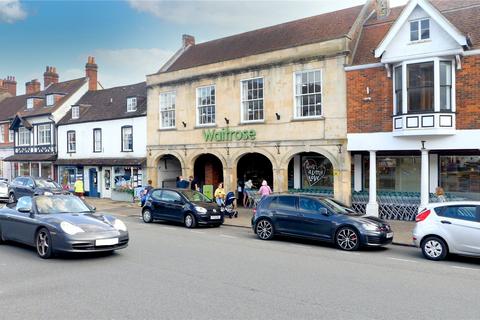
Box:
[4,153,56,180]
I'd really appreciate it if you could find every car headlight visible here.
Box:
[363,223,380,231]
[195,206,207,214]
[44,191,53,196]
[113,219,127,231]
[60,221,85,235]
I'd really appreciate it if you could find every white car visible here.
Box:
[413,202,480,260]
[0,181,8,201]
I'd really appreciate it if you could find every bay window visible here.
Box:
[37,124,51,145]
[18,127,30,146]
[393,58,454,114]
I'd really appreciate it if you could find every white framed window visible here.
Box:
[46,94,54,106]
[121,126,133,152]
[18,127,31,146]
[8,129,13,142]
[127,97,137,112]
[37,124,51,145]
[0,125,4,143]
[71,106,79,119]
[410,18,430,42]
[93,128,102,152]
[393,58,454,114]
[67,131,76,153]
[241,77,264,122]
[196,85,215,125]
[294,70,322,118]
[27,98,34,109]
[159,92,176,129]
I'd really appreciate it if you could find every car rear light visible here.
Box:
[415,209,431,222]
[253,208,257,216]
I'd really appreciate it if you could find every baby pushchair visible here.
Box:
[220,191,238,218]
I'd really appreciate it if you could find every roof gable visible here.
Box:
[374,0,468,59]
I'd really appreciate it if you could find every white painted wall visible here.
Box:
[382,5,461,63]
[52,80,89,123]
[57,116,147,159]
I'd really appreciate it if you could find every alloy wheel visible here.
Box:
[142,210,152,223]
[184,214,195,228]
[8,193,15,203]
[256,220,273,240]
[336,228,359,251]
[36,229,52,259]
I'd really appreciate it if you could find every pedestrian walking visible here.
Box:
[243,179,253,207]
[435,187,446,202]
[74,176,85,199]
[141,180,153,206]
[189,176,199,191]
[176,175,189,188]
[214,182,226,206]
[258,180,272,198]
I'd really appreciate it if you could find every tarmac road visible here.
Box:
[1,216,480,320]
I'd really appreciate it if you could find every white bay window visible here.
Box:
[18,127,31,146]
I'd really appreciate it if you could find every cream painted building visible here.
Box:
[146,4,371,204]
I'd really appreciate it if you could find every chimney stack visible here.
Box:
[26,79,41,95]
[85,56,98,91]
[43,66,59,89]
[1,76,17,96]
[182,34,195,48]
[375,0,390,19]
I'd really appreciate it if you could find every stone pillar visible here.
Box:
[353,154,362,192]
[147,156,158,188]
[273,167,288,193]
[293,155,301,189]
[333,151,352,206]
[366,151,378,217]
[421,149,430,208]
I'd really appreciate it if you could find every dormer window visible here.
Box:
[127,97,137,112]
[71,106,79,119]
[46,94,54,106]
[27,98,34,109]
[410,18,430,42]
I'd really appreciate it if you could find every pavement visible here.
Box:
[85,197,416,246]
[1,214,480,320]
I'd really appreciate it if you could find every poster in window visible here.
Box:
[302,156,333,188]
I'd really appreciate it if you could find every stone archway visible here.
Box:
[157,154,183,188]
[193,153,224,192]
[286,152,334,191]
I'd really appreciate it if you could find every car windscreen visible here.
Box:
[35,179,61,189]
[321,198,361,216]
[35,196,91,214]
[180,190,213,203]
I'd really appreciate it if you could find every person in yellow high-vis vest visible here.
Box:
[74,177,84,199]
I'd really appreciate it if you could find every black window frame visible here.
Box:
[67,130,76,153]
[93,128,102,153]
[270,195,297,210]
[121,125,133,152]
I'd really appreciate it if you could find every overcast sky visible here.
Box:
[0,0,407,94]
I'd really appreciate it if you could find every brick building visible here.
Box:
[0,76,19,179]
[346,0,480,217]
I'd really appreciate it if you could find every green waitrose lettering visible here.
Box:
[203,128,256,142]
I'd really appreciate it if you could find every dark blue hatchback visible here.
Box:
[142,188,224,228]
[252,194,393,251]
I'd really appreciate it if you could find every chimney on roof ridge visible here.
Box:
[1,76,17,96]
[43,65,59,89]
[26,79,41,95]
[182,34,195,48]
[85,56,98,91]
[375,0,390,20]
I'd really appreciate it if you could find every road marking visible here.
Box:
[388,257,417,263]
[451,266,479,271]
[190,230,205,234]
[337,251,361,256]
[220,234,237,239]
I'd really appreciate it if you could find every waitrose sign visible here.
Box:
[203,128,256,142]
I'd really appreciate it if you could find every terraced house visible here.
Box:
[146,3,374,204]
[346,0,480,218]
[0,76,19,179]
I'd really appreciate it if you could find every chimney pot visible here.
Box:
[182,34,195,48]
[85,56,98,91]
[43,65,59,89]
[375,0,390,19]
[2,75,17,96]
[26,79,41,95]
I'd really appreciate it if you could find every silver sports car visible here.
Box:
[0,195,129,259]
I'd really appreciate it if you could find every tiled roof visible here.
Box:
[16,78,88,117]
[4,153,56,162]
[352,0,480,65]
[58,82,146,125]
[163,5,364,73]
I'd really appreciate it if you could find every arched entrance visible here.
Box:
[194,153,224,191]
[157,155,182,188]
[237,152,273,194]
[288,152,333,191]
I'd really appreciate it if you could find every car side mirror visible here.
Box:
[18,207,31,213]
[319,208,329,216]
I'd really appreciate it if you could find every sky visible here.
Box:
[0,0,407,94]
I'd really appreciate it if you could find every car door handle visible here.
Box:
[441,220,452,224]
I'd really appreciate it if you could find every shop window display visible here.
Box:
[440,155,480,200]
[364,156,421,192]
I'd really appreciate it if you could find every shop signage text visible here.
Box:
[203,128,256,142]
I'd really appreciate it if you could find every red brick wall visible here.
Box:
[347,67,392,133]
[0,123,12,146]
[456,55,480,130]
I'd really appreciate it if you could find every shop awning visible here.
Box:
[3,153,57,162]
[55,157,146,166]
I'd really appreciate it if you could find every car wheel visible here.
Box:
[36,228,53,259]
[421,236,448,261]
[184,213,196,228]
[256,219,274,240]
[142,209,153,223]
[8,193,15,204]
[336,227,360,251]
